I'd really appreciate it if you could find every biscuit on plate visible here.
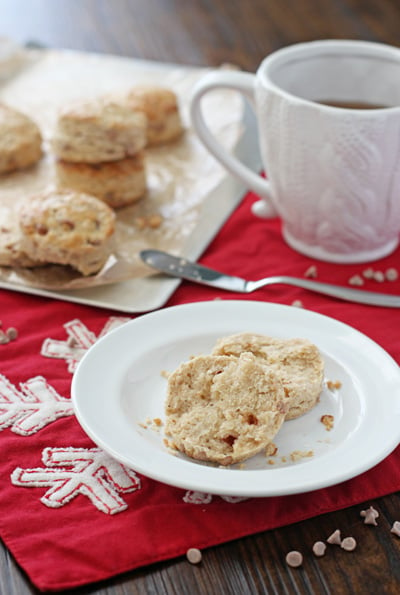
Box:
[19,189,116,276]
[51,98,147,163]
[0,207,41,267]
[55,152,147,208]
[212,333,324,420]
[165,352,289,465]
[0,102,42,174]
[123,86,183,146]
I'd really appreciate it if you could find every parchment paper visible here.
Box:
[0,45,244,289]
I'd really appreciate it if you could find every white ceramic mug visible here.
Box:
[190,40,400,263]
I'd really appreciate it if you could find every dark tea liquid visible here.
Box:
[317,100,391,109]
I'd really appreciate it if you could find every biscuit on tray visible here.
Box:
[51,98,147,163]
[18,189,116,276]
[55,152,147,208]
[122,86,183,146]
[0,207,41,268]
[212,333,324,420]
[0,102,42,174]
[165,352,289,465]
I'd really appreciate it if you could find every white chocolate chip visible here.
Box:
[285,550,303,567]
[291,299,304,308]
[312,541,326,557]
[348,274,364,286]
[390,521,400,537]
[362,267,374,279]
[360,506,379,525]
[0,330,9,345]
[327,529,341,545]
[6,327,18,341]
[373,271,385,282]
[341,537,357,551]
[186,548,202,564]
[67,335,78,348]
[386,268,398,281]
[304,265,317,278]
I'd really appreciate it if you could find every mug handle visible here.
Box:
[190,70,277,218]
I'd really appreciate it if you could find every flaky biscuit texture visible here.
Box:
[165,352,288,465]
[0,103,42,174]
[123,86,183,145]
[212,333,324,420]
[19,189,116,275]
[55,153,146,208]
[0,207,41,267]
[51,98,147,162]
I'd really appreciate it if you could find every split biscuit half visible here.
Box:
[212,333,324,420]
[165,352,289,466]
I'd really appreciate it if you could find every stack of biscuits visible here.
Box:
[52,97,148,209]
[0,86,184,277]
[53,86,184,209]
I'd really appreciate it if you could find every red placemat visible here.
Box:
[0,190,400,591]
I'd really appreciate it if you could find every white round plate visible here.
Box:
[71,300,400,497]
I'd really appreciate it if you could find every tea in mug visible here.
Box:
[317,99,391,109]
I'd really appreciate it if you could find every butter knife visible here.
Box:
[140,249,400,308]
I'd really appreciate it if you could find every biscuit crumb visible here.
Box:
[290,450,313,462]
[153,417,163,426]
[148,214,163,229]
[163,437,178,451]
[134,216,147,230]
[267,459,275,465]
[265,442,278,457]
[160,370,170,379]
[134,213,163,230]
[320,414,334,431]
[326,380,342,390]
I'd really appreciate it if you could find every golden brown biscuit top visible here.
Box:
[19,189,115,250]
[125,86,179,120]
[0,102,42,150]
[57,97,147,130]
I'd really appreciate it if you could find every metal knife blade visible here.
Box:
[140,249,248,292]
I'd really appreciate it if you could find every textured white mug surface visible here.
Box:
[190,40,400,263]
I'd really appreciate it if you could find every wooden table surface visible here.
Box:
[1,0,400,593]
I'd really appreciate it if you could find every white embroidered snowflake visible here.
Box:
[0,374,73,435]
[41,317,131,372]
[11,447,141,514]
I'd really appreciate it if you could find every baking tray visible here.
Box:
[0,49,261,313]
